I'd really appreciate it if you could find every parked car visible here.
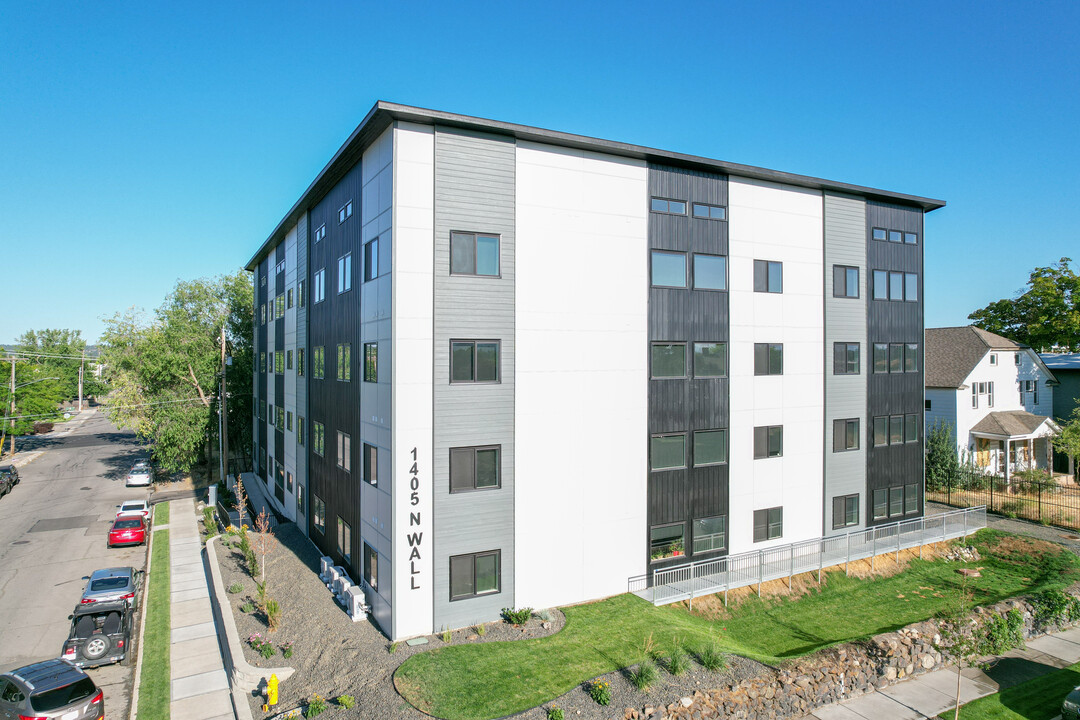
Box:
[0,658,104,719]
[0,464,19,496]
[1064,685,1080,720]
[125,464,152,487]
[117,499,151,521]
[107,516,146,547]
[81,567,140,607]
[62,600,133,669]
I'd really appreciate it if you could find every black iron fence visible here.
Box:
[927,469,1080,531]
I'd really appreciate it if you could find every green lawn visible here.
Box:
[940,662,1080,719]
[136,524,170,718]
[395,530,1080,720]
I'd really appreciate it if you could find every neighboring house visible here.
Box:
[1040,352,1080,475]
[245,101,942,640]
[925,326,1059,480]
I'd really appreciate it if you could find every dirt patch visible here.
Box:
[981,533,1063,564]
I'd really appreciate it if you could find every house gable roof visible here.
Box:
[925,326,1021,389]
[969,410,1059,437]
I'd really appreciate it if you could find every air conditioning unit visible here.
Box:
[346,585,369,621]
[319,556,334,582]
[333,572,352,601]
[325,566,342,590]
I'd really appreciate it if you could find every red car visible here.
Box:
[107,516,146,548]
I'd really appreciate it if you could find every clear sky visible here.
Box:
[2,1,1077,343]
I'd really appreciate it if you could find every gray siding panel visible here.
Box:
[295,212,309,536]
[432,127,516,630]
[823,193,868,535]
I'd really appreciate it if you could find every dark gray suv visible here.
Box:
[0,464,18,497]
[0,658,103,719]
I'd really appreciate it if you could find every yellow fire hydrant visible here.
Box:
[262,673,279,712]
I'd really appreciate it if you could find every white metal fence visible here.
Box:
[630,506,987,606]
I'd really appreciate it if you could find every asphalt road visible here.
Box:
[0,410,151,718]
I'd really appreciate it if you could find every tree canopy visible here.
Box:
[99,271,253,474]
[15,328,106,402]
[968,258,1080,351]
[0,358,65,439]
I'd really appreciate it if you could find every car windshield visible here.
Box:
[30,678,96,712]
[90,577,129,591]
[121,504,144,512]
[130,469,149,476]
[114,519,142,529]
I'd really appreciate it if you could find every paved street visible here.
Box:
[0,410,151,718]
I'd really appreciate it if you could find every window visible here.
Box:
[694,254,727,290]
[450,232,500,276]
[364,238,379,281]
[754,343,783,375]
[450,445,500,492]
[971,385,978,409]
[693,429,727,466]
[987,381,994,407]
[872,270,888,300]
[651,343,686,378]
[925,399,932,411]
[753,260,783,293]
[904,483,919,513]
[313,494,325,533]
[276,406,284,428]
[889,415,903,444]
[313,421,324,456]
[260,274,267,287]
[450,341,499,383]
[260,352,266,373]
[297,348,304,376]
[268,403,274,427]
[337,343,351,382]
[889,230,903,244]
[904,232,918,245]
[450,550,501,600]
[650,434,686,470]
[905,413,918,443]
[650,523,685,561]
[337,253,352,293]
[873,489,887,519]
[286,411,292,431]
[651,251,687,288]
[1033,381,1039,405]
[889,343,903,373]
[753,507,783,542]
[650,197,687,215]
[275,294,285,319]
[832,494,859,529]
[297,483,305,516]
[286,471,293,493]
[833,418,860,452]
[873,270,918,302]
[989,353,997,365]
[691,202,727,220]
[872,227,887,241]
[364,443,377,487]
[1015,352,1021,366]
[337,431,351,472]
[337,517,352,565]
[889,271,904,301]
[753,426,783,459]
[905,343,918,372]
[314,223,326,243]
[363,542,378,590]
[269,352,275,373]
[834,342,860,375]
[694,342,727,378]
[889,487,903,517]
[259,400,265,420]
[298,279,306,308]
[873,416,887,447]
[364,342,377,382]
[873,343,887,373]
[313,346,325,379]
[297,416,305,446]
[313,268,325,303]
[833,265,859,298]
[905,273,918,302]
[874,485,918,519]
[275,351,284,375]
[338,200,352,223]
[286,349,293,370]
[260,304,266,324]
[692,516,727,553]
[287,288,294,309]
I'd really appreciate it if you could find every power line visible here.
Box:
[2,350,100,361]
[3,396,208,422]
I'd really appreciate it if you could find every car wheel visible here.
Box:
[83,635,112,660]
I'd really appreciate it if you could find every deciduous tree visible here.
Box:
[969,258,1080,351]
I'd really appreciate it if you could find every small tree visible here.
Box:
[926,421,962,491]
[234,476,247,530]
[937,570,981,720]
[1056,407,1080,481]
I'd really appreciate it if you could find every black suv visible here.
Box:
[0,464,18,497]
[0,658,104,719]
[62,600,133,668]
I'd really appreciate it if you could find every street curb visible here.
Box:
[128,515,158,720]
[206,535,291,720]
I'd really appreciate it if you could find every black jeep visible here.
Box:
[61,600,133,668]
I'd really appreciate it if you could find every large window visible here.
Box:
[297,416,305,446]
[832,494,859,529]
[450,232,500,276]
[833,418,860,452]
[450,550,500,600]
[286,349,292,370]
[298,279,306,308]
[874,343,918,374]
[753,507,783,542]
[363,542,378,590]
[834,342,860,375]
[364,443,377,487]
[337,253,352,293]
[337,517,351,565]
[753,426,783,459]
[754,343,783,375]
[650,197,686,215]
[693,429,727,466]
[451,341,499,383]
[450,445,500,492]
[314,268,325,303]
[297,348,305,376]
[338,200,353,223]
[874,485,919,519]
[872,414,919,446]
[274,351,284,375]
[313,346,325,379]
[313,494,325,534]
[753,260,783,293]
[694,342,727,378]
[872,270,918,302]
[650,523,685,561]
[692,516,727,553]
[650,434,686,470]
[364,238,380,282]
[693,254,727,291]
[364,342,377,382]
[651,343,686,378]
[692,202,727,221]
[275,294,285,319]
[260,352,266,373]
[337,343,351,382]
[260,304,266,325]
[651,251,687,288]
[313,421,325,456]
[336,431,351,472]
[833,265,859,298]
[905,343,919,372]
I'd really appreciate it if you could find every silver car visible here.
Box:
[0,658,104,719]
[81,567,140,607]
[125,465,152,487]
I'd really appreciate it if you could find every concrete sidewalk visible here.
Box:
[167,499,234,720]
[808,626,1080,720]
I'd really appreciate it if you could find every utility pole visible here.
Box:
[219,326,229,485]
[77,349,85,412]
[7,358,14,458]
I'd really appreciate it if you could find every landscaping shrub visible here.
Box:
[476,622,486,636]
[389,642,398,654]
[266,598,281,632]
[628,658,659,691]
[665,641,689,676]
[546,707,564,720]
[981,609,1025,655]
[305,694,327,718]
[281,641,294,659]
[202,506,217,537]
[696,643,727,672]
[240,602,254,613]
[336,694,355,709]
[1032,589,1080,628]
[32,421,53,434]
[228,582,243,594]
[586,680,611,706]
[442,628,452,643]
[502,607,533,625]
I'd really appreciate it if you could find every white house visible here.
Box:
[925,326,1059,479]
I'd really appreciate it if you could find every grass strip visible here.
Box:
[940,661,1080,719]
[137,524,170,718]
[154,501,170,525]
[396,529,1080,720]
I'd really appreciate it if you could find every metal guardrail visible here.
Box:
[632,506,987,606]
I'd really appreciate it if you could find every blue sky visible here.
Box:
[2,1,1077,343]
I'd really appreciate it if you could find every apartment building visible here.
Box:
[245,102,943,640]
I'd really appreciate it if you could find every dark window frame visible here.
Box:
[650,250,688,289]
[691,202,727,221]
[753,259,783,293]
[692,253,728,291]
[450,231,501,277]
[650,342,687,379]
[364,237,380,282]
[754,343,783,376]
[832,494,859,529]
[450,340,501,384]
[363,443,377,487]
[692,429,728,467]
[449,445,502,493]
[363,542,378,590]
[650,433,687,471]
[833,418,860,452]
[834,342,860,375]
[364,342,378,383]
[313,494,325,534]
[449,550,501,601]
[693,341,727,378]
[833,265,860,298]
[753,507,783,542]
[753,425,783,459]
[691,515,727,554]
[650,197,687,215]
